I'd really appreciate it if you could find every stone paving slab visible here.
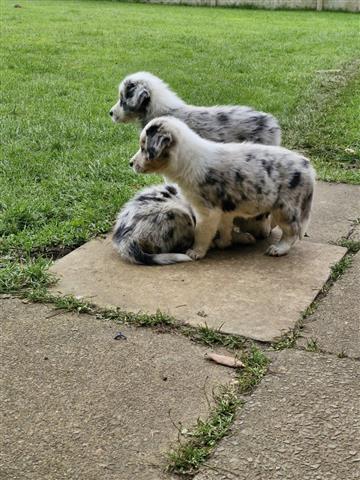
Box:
[298,252,360,358]
[50,238,345,342]
[194,350,360,480]
[307,181,360,244]
[0,298,233,480]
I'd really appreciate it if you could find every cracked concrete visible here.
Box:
[306,182,360,244]
[194,350,360,480]
[297,252,360,358]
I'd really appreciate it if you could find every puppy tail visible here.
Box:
[299,190,314,239]
[120,241,192,266]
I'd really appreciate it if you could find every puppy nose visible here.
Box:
[109,110,113,117]
[129,160,134,167]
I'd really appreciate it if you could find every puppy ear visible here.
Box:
[146,126,173,160]
[136,86,150,111]
[158,132,172,150]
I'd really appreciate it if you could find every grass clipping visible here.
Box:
[166,347,269,475]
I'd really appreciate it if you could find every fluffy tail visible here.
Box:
[299,190,314,239]
[118,241,192,266]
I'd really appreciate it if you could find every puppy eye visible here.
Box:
[141,146,145,153]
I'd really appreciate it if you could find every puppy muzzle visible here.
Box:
[109,102,124,123]
[130,151,144,173]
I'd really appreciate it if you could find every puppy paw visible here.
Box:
[232,230,256,245]
[186,248,206,261]
[265,244,289,257]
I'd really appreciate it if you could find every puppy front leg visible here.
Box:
[187,208,222,260]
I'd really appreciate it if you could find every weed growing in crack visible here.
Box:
[167,385,240,475]
[329,256,353,283]
[13,288,249,351]
[236,347,269,394]
[272,330,300,351]
[334,238,360,254]
[337,350,348,359]
[274,253,355,352]
[306,338,320,352]
[185,323,247,350]
[166,347,269,475]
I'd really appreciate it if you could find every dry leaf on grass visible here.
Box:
[205,352,245,369]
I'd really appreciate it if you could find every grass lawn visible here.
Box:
[1,0,359,295]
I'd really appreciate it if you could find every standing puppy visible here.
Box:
[130,117,315,260]
[109,72,281,146]
[110,72,281,238]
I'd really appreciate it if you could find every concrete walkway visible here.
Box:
[0,299,232,480]
[1,181,359,479]
[194,350,360,480]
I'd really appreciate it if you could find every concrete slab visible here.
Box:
[298,252,360,359]
[349,224,360,243]
[0,298,233,480]
[50,237,345,342]
[307,181,360,244]
[194,350,360,480]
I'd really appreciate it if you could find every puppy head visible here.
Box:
[130,119,174,174]
[110,77,150,123]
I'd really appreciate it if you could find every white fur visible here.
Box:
[131,117,315,260]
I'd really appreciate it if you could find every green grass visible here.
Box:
[334,238,360,254]
[184,323,247,350]
[167,385,241,475]
[1,0,359,293]
[272,329,300,350]
[329,255,353,282]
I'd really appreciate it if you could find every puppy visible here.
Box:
[110,72,281,146]
[113,184,194,265]
[110,72,280,239]
[113,184,256,265]
[130,117,315,260]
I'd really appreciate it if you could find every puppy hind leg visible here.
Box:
[232,228,257,245]
[187,208,222,260]
[231,216,259,244]
[251,214,272,239]
[266,206,299,257]
[214,213,256,248]
[266,223,298,257]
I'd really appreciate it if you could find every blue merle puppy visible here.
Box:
[110,71,280,240]
[130,117,316,261]
[113,184,256,265]
[110,72,281,145]
[113,184,195,265]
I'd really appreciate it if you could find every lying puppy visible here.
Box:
[130,117,315,260]
[113,184,194,265]
[113,184,255,266]
[110,71,281,146]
